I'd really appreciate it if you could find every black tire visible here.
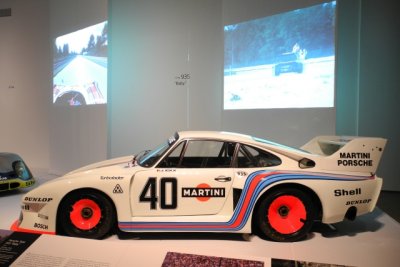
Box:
[255,188,315,242]
[57,189,115,239]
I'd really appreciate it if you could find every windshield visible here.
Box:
[138,142,170,167]
[138,132,179,167]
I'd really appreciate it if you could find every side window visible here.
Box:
[157,141,185,168]
[180,140,235,168]
[237,144,281,168]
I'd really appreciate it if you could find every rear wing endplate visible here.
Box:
[301,136,387,175]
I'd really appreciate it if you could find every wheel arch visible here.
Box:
[56,187,118,236]
[251,182,323,233]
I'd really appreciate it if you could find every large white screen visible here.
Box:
[224,1,336,110]
[53,21,108,106]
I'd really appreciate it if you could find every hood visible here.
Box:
[65,155,133,176]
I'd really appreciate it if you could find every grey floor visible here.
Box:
[377,190,400,222]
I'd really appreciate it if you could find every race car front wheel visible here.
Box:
[256,188,315,242]
[57,189,115,239]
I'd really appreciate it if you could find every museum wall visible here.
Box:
[108,0,398,190]
[48,0,108,174]
[357,0,399,191]
[108,0,335,160]
[0,0,50,170]
[336,0,399,191]
[108,0,223,157]
[1,0,398,191]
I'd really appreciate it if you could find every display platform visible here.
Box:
[1,171,399,266]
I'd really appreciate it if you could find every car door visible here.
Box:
[131,139,235,217]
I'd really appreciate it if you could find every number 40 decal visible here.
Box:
[139,177,177,209]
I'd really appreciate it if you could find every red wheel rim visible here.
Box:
[70,199,101,230]
[267,195,306,234]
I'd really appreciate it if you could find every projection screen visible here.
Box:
[224,1,336,110]
[53,21,108,106]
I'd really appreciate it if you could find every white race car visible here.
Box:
[12,131,386,242]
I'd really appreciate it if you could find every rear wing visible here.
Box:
[301,136,387,175]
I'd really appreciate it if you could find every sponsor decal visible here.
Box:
[22,203,47,213]
[346,199,371,205]
[24,197,53,202]
[33,223,48,230]
[38,214,49,220]
[113,184,123,194]
[100,176,123,180]
[182,183,225,202]
[168,135,177,144]
[334,188,361,197]
[168,132,179,145]
[340,152,370,158]
[25,181,35,186]
[338,152,372,167]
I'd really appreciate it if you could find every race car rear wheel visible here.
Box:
[57,189,115,239]
[256,188,315,242]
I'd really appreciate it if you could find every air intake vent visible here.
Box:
[0,8,11,17]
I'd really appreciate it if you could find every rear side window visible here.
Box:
[236,144,281,168]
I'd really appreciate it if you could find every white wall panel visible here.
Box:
[0,0,50,170]
[108,0,222,157]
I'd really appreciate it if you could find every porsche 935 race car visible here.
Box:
[11,131,386,242]
[0,153,35,192]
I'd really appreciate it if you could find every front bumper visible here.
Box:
[10,218,55,235]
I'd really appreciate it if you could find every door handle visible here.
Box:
[214,176,231,182]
